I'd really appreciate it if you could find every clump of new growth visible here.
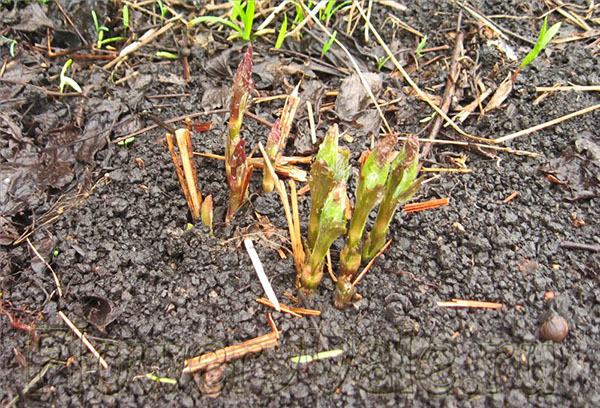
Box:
[362,136,421,261]
[299,124,349,293]
[334,135,421,308]
[225,45,254,222]
[335,134,396,308]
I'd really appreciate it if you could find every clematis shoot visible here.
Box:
[335,134,396,309]
[362,135,422,262]
[299,124,349,293]
[226,44,254,222]
[307,124,349,250]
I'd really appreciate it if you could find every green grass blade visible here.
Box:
[123,5,129,28]
[188,16,245,37]
[275,13,288,49]
[520,16,561,69]
[321,30,337,57]
[244,0,255,41]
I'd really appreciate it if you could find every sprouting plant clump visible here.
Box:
[297,129,422,309]
[225,44,254,222]
[299,124,349,293]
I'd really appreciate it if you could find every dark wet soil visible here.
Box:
[1,1,600,407]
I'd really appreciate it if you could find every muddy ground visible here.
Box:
[1,1,599,407]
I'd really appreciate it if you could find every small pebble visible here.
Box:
[540,314,569,343]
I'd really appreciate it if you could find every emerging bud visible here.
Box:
[362,135,422,261]
[225,45,254,222]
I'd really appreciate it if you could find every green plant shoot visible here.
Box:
[321,30,337,57]
[416,35,427,58]
[189,1,255,42]
[306,124,349,249]
[225,45,254,222]
[300,124,349,293]
[323,0,351,25]
[2,36,17,57]
[512,16,561,82]
[300,181,348,293]
[92,10,126,48]
[156,0,168,19]
[275,13,288,49]
[92,10,108,48]
[59,59,82,93]
[362,135,422,261]
[123,5,130,29]
[335,134,396,309]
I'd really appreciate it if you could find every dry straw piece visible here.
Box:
[166,128,203,221]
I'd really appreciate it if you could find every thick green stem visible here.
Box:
[338,135,396,279]
[300,182,347,294]
[363,135,421,260]
[362,192,397,261]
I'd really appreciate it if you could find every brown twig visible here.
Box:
[53,0,87,45]
[437,299,503,310]
[183,317,279,374]
[0,300,39,345]
[502,191,519,204]
[352,239,392,287]
[26,238,62,297]
[494,103,600,144]
[403,197,450,213]
[560,241,600,252]
[421,32,465,158]
[256,298,321,318]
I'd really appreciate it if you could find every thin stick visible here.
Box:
[352,239,392,287]
[364,0,373,42]
[26,238,62,297]
[289,180,303,262]
[5,362,52,408]
[306,101,317,145]
[58,311,109,369]
[183,329,279,374]
[437,299,503,310]
[103,19,177,70]
[245,238,281,312]
[397,136,539,158]
[113,108,227,143]
[535,85,600,92]
[326,250,337,283]
[256,298,322,317]
[421,167,472,173]
[422,32,464,158]
[354,2,488,142]
[403,197,450,213]
[259,143,305,272]
[502,191,519,204]
[53,0,87,44]
[305,1,393,134]
[494,103,600,144]
[560,241,600,252]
